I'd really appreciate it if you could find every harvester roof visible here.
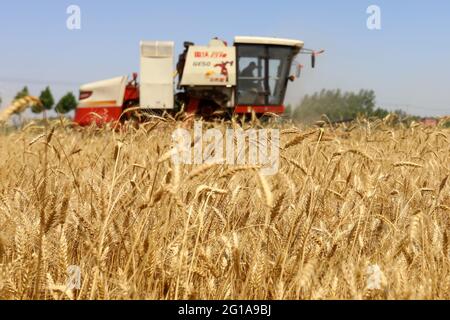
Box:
[234,36,304,48]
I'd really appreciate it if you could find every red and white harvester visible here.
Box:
[74,36,322,126]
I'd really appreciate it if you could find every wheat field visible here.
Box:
[0,117,449,300]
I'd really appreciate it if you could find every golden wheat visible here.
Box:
[0,117,449,300]
[0,96,42,123]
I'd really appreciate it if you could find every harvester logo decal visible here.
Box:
[205,61,234,83]
[214,61,234,82]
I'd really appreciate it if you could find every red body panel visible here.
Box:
[74,83,287,126]
[186,99,200,114]
[74,106,123,126]
[124,85,139,101]
[234,105,285,114]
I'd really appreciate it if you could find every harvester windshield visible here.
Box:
[235,40,300,106]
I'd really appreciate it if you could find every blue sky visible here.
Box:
[0,0,449,116]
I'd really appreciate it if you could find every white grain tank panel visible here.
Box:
[180,46,236,87]
[140,41,174,109]
[78,76,127,108]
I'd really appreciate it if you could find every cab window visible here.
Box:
[236,44,294,106]
[237,45,266,105]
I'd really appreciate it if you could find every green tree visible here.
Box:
[293,89,391,123]
[55,92,77,114]
[284,104,293,119]
[15,86,30,100]
[13,86,33,116]
[35,86,55,114]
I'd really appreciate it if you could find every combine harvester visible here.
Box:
[74,36,324,126]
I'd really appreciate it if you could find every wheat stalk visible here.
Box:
[0,96,42,123]
[0,116,449,300]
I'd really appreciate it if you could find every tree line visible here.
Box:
[13,86,78,115]
[286,89,413,123]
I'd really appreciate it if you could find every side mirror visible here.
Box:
[311,50,324,69]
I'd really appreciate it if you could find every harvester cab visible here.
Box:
[74,36,323,126]
[233,36,305,114]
